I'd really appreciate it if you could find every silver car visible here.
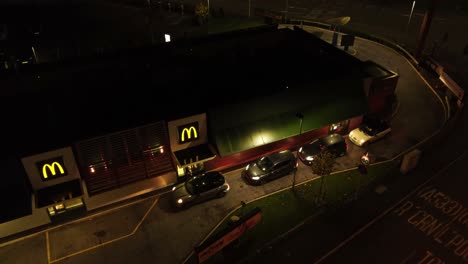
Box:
[170,171,230,209]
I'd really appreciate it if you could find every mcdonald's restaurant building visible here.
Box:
[4,25,399,227]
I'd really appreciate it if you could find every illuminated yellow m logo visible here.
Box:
[181,126,198,142]
[42,162,65,179]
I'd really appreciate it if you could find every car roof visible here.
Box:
[189,171,225,188]
[321,133,345,146]
[268,150,294,163]
[363,118,388,128]
[201,171,224,180]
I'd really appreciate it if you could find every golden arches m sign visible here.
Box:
[36,156,68,181]
[178,122,199,144]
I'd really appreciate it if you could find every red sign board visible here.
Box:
[197,208,262,263]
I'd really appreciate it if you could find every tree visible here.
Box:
[310,150,336,204]
[195,2,209,25]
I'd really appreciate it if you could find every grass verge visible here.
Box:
[186,160,401,264]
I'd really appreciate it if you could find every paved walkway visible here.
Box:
[0,25,447,264]
[288,25,447,161]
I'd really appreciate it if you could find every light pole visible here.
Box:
[292,113,304,189]
[406,1,416,34]
[296,113,304,138]
[415,0,440,61]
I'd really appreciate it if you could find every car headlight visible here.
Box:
[360,139,365,144]
[177,198,183,204]
[306,156,314,161]
[172,186,176,191]
[252,176,260,180]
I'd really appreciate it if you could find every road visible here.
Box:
[1,2,456,264]
[13,0,466,89]
[0,23,447,264]
[318,149,468,264]
[193,0,468,88]
[247,103,467,264]
[0,145,361,264]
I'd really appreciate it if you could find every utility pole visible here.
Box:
[292,113,304,190]
[415,0,439,61]
[405,1,416,34]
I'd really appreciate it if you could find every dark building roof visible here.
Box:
[0,25,372,159]
[209,77,368,156]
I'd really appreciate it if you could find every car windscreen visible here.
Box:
[185,178,199,195]
[257,156,274,171]
[206,172,225,187]
[360,123,378,136]
[307,139,324,152]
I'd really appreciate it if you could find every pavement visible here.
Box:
[245,72,468,264]
[0,25,450,264]
[243,113,466,264]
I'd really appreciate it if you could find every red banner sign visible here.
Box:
[197,209,262,263]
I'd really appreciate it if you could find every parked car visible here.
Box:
[242,149,297,185]
[170,171,229,209]
[298,133,347,165]
[348,117,391,147]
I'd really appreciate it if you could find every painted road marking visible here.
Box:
[0,194,160,248]
[314,147,468,264]
[49,197,158,263]
[298,25,447,124]
[400,249,417,264]
[46,232,51,264]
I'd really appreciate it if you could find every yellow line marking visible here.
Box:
[51,195,156,231]
[0,231,47,248]
[0,194,157,248]
[46,232,51,264]
[48,197,158,263]
[49,233,133,263]
[131,196,159,234]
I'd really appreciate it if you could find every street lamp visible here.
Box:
[406,1,416,34]
[292,113,304,189]
[296,113,304,135]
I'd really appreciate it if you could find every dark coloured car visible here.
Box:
[242,150,297,185]
[298,133,347,165]
[170,171,229,209]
